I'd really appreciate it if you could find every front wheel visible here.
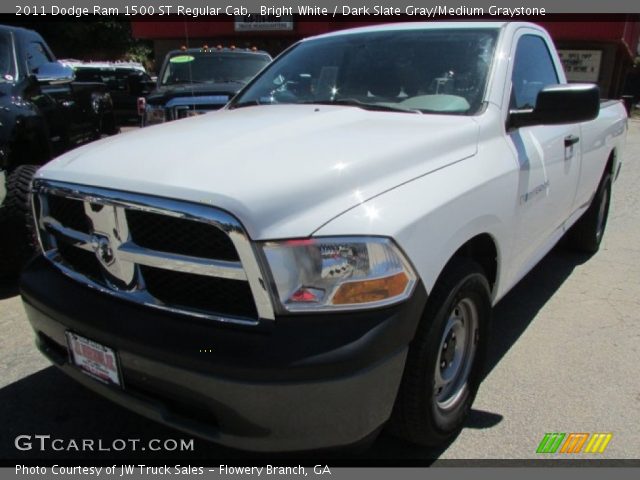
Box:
[388,259,491,446]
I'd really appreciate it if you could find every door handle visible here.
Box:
[564,135,580,147]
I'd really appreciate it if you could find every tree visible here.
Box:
[6,19,152,63]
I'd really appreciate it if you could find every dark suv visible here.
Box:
[142,46,271,125]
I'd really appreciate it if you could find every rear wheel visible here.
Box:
[568,171,612,254]
[388,259,491,446]
[0,165,39,280]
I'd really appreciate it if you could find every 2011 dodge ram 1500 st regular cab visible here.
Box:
[21,22,627,452]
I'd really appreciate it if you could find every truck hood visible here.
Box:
[38,105,479,239]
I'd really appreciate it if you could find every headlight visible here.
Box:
[262,237,416,312]
[145,104,165,125]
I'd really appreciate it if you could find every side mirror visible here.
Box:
[508,83,600,129]
[34,62,75,85]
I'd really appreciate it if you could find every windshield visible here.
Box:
[161,52,270,86]
[232,29,497,115]
[0,32,15,80]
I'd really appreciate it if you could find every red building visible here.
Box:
[132,17,640,98]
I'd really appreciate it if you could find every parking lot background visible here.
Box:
[1,121,639,462]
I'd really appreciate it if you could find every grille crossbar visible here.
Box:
[42,218,247,281]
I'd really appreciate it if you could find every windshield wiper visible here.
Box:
[231,97,423,113]
[302,98,422,114]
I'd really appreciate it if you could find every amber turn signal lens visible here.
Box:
[331,272,409,305]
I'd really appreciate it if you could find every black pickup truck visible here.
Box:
[142,46,271,125]
[0,24,117,278]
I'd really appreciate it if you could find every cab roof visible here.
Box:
[302,21,525,42]
[167,46,271,58]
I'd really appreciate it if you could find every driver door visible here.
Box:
[507,32,582,275]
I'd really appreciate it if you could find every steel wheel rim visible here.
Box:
[434,297,478,410]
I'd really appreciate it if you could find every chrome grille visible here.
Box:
[172,106,206,120]
[167,96,229,121]
[32,180,275,324]
[47,195,90,233]
[56,239,103,282]
[125,209,239,261]
[140,266,258,318]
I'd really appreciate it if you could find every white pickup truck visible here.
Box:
[21,22,627,452]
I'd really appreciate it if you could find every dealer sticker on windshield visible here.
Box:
[66,332,121,387]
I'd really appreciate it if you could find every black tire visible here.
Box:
[388,258,491,446]
[0,165,39,280]
[568,171,612,254]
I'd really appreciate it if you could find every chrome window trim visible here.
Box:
[33,179,276,324]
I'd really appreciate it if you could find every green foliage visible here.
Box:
[6,19,153,63]
[123,43,152,63]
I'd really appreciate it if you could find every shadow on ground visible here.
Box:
[0,246,591,463]
[0,279,19,301]
[484,246,591,378]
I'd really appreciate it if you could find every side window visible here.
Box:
[26,41,52,73]
[510,35,559,110]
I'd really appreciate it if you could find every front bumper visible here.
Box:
[20,255,427,452]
